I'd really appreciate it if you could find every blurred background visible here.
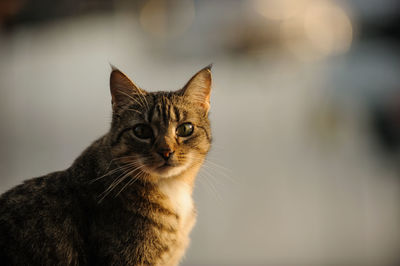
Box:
[1,0,400,265]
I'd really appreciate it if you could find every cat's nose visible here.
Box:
[158,149,174,160]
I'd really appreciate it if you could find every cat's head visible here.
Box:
[108,65,212,181]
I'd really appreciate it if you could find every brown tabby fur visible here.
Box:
[0,65,212,265]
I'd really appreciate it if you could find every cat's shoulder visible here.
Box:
[0,170,73,208]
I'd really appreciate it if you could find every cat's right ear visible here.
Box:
[178,64,212,113]
[109,65,147,111]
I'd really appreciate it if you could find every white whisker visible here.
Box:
[98,164,147,202]
[127,108,143,115]
[118,90,144,109]
[90,160,142,183]
[115,171,146,197]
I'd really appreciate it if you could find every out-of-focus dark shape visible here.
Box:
[359,7,400,44]
[0,0,117,30]
[370,90,400,156]
[0,0,25,28]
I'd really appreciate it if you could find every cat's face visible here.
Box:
[108,66,212,180]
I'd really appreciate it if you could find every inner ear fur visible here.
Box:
[109,66,147,111]
[179,65,212,112]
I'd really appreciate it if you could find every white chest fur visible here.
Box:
[158,179,194,226]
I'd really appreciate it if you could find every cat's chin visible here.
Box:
[139,155,193,179]
[153,164,189,178]
[142,160,190,179]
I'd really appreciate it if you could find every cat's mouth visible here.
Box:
[156,161,178,171]
[159,161,175,167]
[146,158,191,178]
[158,163,171,169]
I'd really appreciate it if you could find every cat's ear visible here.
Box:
[179,64,212,113]
[109,65,147,111]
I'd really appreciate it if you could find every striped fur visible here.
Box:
[0,66,212,265]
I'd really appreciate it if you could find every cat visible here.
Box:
[0,65,212,265]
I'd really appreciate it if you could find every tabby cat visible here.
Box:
[0,65,212,265]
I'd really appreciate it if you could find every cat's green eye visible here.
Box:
[176,123,194,137]
[133,124,153,139]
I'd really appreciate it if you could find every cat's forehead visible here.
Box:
[120,92,201,125]
[148,93,192,123]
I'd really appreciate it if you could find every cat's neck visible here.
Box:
[69,135,113,180]
[155,159,203,227]
[172,162,202,189]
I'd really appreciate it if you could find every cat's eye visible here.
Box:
[133,124,153,139]
[176,122,194,137]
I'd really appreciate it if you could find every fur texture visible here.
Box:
[0,65,212,265]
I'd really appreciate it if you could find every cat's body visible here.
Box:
[0,66,212,265]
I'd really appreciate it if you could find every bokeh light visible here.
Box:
[256,0,353,60]
[139,0,195,40]
[304,1,353,56]
[254,0,311,21]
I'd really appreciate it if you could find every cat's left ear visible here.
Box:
[179,64,212,113]
[109,65,147,111]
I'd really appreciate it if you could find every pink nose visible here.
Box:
[158,149,174,160]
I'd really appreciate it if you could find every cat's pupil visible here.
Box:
[176,123,194,137]
[133,124,153,139]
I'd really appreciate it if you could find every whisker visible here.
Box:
[189,155,235,184]
[98,167,137,202]
[197,169,222,202]
[127,108,142,115]
[98,164,147,202]
[101,155,138,175]
[115,171,146,197]
[112,165,146,192]
[201,163,236,184]
[132,92,149,111]
[90,155,151,183]
[100,164,139,190]
[131,93,146,111]
[118,90,144,109]
[90,161,142,183]
[203,158,231,173]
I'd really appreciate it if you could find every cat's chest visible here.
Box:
[158,179,194,226]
